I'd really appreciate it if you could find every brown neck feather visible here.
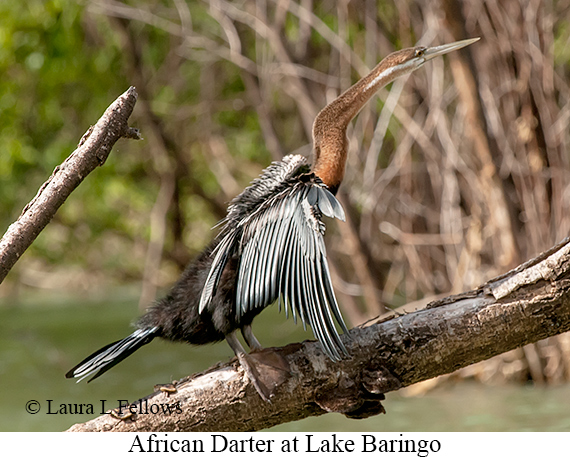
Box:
[312,50,417,191]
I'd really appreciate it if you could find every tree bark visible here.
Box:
[0,87,140,284]
[66,237,570,432]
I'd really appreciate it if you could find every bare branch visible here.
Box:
[66,237,570,432]
[0,87,140,284]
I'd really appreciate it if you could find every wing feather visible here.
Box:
[239,235,258,314]
[198,155,349,360]
[279,217,297,321]
[199,232,236,313]
[295,237,310,331]
[308,251,339,360]
[321,187,346,221]
[320,255,350,335]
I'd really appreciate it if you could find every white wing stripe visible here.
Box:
[199,156,348,360]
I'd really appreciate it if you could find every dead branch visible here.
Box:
[0,87,140,284]
[66,237,570,432]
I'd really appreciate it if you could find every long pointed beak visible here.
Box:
[423,37,480,61]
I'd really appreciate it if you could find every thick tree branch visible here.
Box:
[0,87,140,284]
[67,237,570,432]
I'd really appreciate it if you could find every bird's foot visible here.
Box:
[227,332,290,402]
[236,350,291,402]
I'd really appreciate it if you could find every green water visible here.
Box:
[1,290,569,432]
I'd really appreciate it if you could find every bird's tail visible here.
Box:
[65,327,158,383]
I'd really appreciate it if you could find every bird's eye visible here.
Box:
[415,48,426,58]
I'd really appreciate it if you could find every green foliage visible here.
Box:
[0,1,275,288]
[4,0,570,308]
[0,1,143,279]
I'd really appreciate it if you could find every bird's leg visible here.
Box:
[242,323,291,377]
[241,325,263,352]
[226,331,291,402]
[226,332,272,401]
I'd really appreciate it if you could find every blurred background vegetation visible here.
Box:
[1,0,570,431]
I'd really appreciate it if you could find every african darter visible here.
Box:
[67,37,479,400]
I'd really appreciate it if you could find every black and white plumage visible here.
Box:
[66,155,349,398]
[200,155,348,361]
[66,38,479,400]
[67,327,158,383]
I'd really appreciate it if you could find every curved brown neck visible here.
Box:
[312,52,416,192]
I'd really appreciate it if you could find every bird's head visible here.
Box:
[312,37,480,192]
[367,37,481,88]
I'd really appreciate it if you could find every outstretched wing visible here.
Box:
[199,155,349,361]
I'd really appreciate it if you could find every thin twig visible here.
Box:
[0,87,140,284]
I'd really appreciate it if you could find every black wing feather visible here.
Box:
[199,154,349,360]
